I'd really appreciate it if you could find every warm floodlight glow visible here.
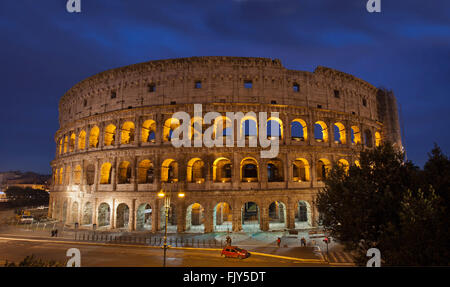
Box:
[178,192,185,198]
[158,191,165,198]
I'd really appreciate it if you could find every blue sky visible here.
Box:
[0,0,449,173]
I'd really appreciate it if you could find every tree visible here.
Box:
[316,143,449,266]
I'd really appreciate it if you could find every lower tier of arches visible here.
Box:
[49,190,318,233]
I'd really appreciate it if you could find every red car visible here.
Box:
[221,246,250,259]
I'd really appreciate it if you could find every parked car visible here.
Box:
[221,246,250,259]
[19,215,34,224]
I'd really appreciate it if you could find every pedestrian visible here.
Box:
[301,237,306,247]
[51,229,55,237]
[276,237,281,247]
[226,235,232,246]
[54,229,58,237]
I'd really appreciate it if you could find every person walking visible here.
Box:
[226,235,232,246]
[301,237,307,247]
[276,237,281,247]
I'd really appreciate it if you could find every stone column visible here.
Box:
[232,199,242,232]
[203,203,213,233]
[111,199,116,229]
[177,199,186,233]
[112,157,117,191]
[136,116,142,147]
[287,198,296,229]
[152,199,160,232]
[156,113,163,145]
[259,204,269,231]
[93,198,98,225]
[232,153,240,189]
[131,199,136,231]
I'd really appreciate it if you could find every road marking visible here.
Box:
[0,235,327,265]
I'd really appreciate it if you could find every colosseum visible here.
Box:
[49,56,402,234]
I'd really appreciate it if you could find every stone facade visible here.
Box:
[49,56,402,233]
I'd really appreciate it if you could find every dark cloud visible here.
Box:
[0,0,449,173]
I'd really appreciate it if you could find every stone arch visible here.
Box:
[333,122,346,144]
[141,119,156,143]
[78,130,86,150]
[338,159,350,173]
[58,138,63,155]
[292,158,310,181]
[213,157,232,182]
[213,202,232,232]
[355,160,361,167]
[316,158,331,181]
[85,164,95,185]
[268,201,287,230]
[351,126,361,144]
[364,129,373,147]
[121,121,135,144]
[241,201,260,232]
[104,124,116,146]
[291,118,307,141]
[62,200,68,222]
[241,117,258,138]
[267,158,284,182]
[73,165,82,185]
[89,126,100,148]
[186,203,205,232]
[161,159,178,182]
[314,121,328,142]
[100,162,112,184]
[240,157,258,182]
[213,116,232,139]
[116,203,130,229]
[136,203,152,231]
[163,118,180,142]
[375,131,382,147]
[59,167,64,185]
[118,161,132,184]
[160,203,177,232]
[266,117,283,139]
[71,201,79,223]
[69,133,76,152]
[82,202,93,225]
[137,159,154,184]
[63,136,68,153]
[187,158,205,183]
[97,202,111,227]
[295,200,312,228]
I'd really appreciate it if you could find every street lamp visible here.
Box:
[158,185,185,267]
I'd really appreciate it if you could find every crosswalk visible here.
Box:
[323,251,355,264]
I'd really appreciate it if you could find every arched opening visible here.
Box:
[63,136,68,153]
[295,201,312,228]
[65,166,71,185]
[314,121,328,142]
[59,167,64,185]
[268,201,287,230]
[213,157,232,182]
[104,124,116,146]
[213,202,232,232]
[116,203,130,229]
[190,117,204,140]
[138,160,154,184]
[186,203,205,232]
[100,162,112,184]
[136,203,152,231]
[163,118,180,142]
[62,201,68,222]
[141,120,156,143]
[351,126,361,144]
[364,129,373,147]
[316,158,331,181]
[85,164,95,185]
[187,158,205,183]
[78,130,86,150]
[291,119,307,141]
[97,203,111,227]
[241,118,258,138]
[333,122,346,144]
[160,203,177,233]
[241,202,260,232]
[69,133,76,152]
[121,121,135,144]
[161,159,178,183]
[71,202,79,223]
[338,159,350,174]
[213,116,232,139]
[266,118,283,140]
[59,138,63,155]
[375,131,382,147]
[89,126,100,148]
[292,158,310,182]
[118,161,132,184]
[240,157,258,182]
[82,202,93,225]
[73,165,82,185]
[355,160,361,167]
[267,158,284,182]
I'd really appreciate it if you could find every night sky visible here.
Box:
[0,0,449,174]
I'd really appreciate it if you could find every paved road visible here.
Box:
[0,236,328,267]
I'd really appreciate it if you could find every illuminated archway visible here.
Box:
[267,158,284,182]
[292,158,310,181]
[82,202,92,225]
[89,126,100,148]
[268,201,287,230]
[338,159,350,174]
[137,159,154,184]
[351,126,361,144]
[116,203,130,229]
[163,118,180,142]
[141,120,156,143]
[316,158,331,181]
[213,202,232,231]
[78,130,86,150]
[69,133,76,152]
[63,136,68,153]
[97,203,111,227]
[295,201,312,228]
[186,203,205,232]
[121,121,135,144]
[213,157,232,182]
[136,203,152,231]
[240,157,258,182]
[291,119,307,141]
[241,202,260,232]
[73,165,82,185]
[187,158,205,183]
[375,131,381,147]
[314,121,328,142]
[333,122,346,144]
[104,124,116,146]
[100,162,112,184]
[161,159,178,182]
[266,117,283,140]
[118,161,131,184]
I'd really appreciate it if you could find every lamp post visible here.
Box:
[158,184,185,267]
